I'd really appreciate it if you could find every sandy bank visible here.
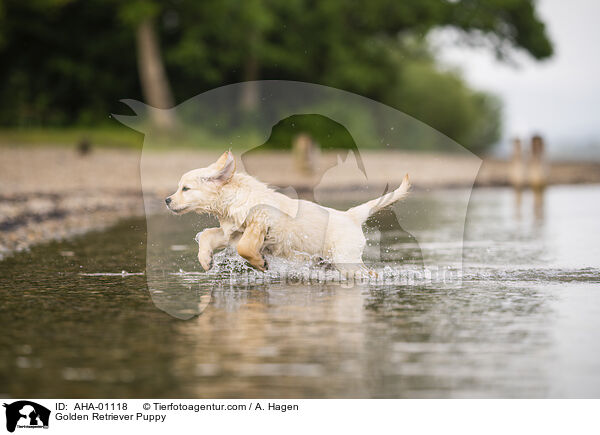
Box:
[1,146,599,258]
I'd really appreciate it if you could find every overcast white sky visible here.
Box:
[430,0,600,156]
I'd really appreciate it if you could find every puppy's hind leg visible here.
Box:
[330,244,376,280]
[333,259,374,281]
[237,222,267,271]
[196,227,229,271]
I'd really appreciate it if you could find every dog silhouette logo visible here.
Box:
[3,401,50,433]
[114,80,480,319]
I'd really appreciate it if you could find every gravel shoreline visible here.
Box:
[2,145,599,259]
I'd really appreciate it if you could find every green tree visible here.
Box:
[0,0,553,152]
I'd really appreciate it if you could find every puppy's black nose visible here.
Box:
[165,197,172,205]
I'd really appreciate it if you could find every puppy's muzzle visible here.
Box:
[165,196,187,214]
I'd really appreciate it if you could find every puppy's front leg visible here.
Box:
[196,227,228,271]
[236,222,267,271]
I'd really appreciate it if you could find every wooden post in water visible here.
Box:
[530,134,546,221]
[529,134,547,191]
[510,137,525,189]
[292,133,320,175]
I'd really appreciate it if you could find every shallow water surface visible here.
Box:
[1,186,599,398]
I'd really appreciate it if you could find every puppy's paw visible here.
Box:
[198,250,213,271]
[252,261,266,272]
[249,256,267,272]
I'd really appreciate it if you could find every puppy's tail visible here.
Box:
[346,174,411,224]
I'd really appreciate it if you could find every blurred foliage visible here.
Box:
[0,0,552,153]
[391,50,503,154]
[0,127,144,149]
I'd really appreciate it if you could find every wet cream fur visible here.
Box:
[166,151,410,274]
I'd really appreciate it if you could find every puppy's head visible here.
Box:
[165,151,236,214]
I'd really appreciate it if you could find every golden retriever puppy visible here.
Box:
[166,151,410,275]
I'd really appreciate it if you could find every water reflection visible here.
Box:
[512,186,546,223]
[533,188,545,221]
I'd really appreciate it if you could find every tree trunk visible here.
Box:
[240,55,259,112]
[240,29,260,112]
[136,18,176,130]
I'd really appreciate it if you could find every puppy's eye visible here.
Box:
[182,186,191,192]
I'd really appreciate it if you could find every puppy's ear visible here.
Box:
[210,151,236,184]
[214,150,230,168]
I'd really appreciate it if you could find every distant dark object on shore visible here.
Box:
[77,138,92,156]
